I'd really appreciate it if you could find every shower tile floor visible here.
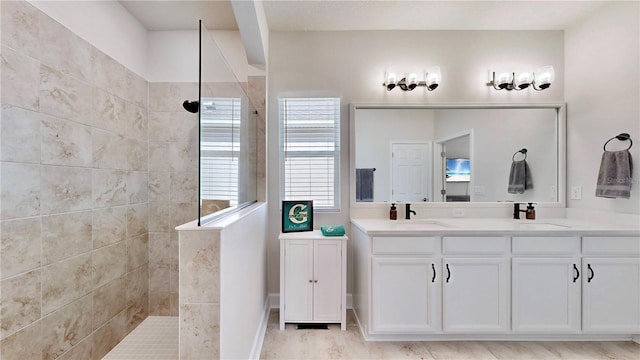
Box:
[102,316,178,360]
[103,311,640,359]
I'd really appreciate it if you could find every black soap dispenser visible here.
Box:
[390,203,397,220]
[525,203,536,220]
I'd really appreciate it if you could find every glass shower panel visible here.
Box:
[198,20,257,225]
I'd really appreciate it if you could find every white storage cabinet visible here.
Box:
[279,231,347,330]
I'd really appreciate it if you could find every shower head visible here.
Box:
[182,100,199,113]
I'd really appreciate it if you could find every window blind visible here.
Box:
[200,97,241,206]
[279,97,341,210]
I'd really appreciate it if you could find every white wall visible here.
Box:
[220,203,268,359]
[565,1,640,215]
[147,30,249,83]
[29,0,148,77]
[267,30,564,294]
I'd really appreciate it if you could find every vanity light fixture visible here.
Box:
[384,67,441,91]
[489,65,555,91]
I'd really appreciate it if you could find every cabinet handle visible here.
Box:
[573,264,580,282]
[446,264,451,283]
[431,263,436,283]
[587,264,594,283]
[308,280,313,283]
[314,280,318,283]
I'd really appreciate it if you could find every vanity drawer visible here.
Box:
[582,236,640,256]
[512,236,580,255]
[442,236,509,255]
[372,236,439,255]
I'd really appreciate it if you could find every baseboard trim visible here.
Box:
[633,334,640,344]
[359,333,637,342]
[249,297,270,359]
[268,293,353,309]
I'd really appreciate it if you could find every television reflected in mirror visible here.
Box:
[446,158,471,182]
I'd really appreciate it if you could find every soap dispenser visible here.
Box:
[525,203,536,220]
[390,203,397,220]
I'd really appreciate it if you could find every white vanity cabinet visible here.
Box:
[351,219,640,342]
[582,237,640,333]
[442,237,510,333]
[511,237,582,333]
[370,236,441,333]
[279,231,347,330]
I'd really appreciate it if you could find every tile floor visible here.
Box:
[102,316,178,360]
[103,311,640,359]
[260,310,640,359]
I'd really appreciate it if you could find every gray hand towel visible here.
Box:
[596,150,633,199]
[356,168,374,202]
[508,160,533,194]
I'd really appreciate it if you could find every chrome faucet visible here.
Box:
[405,203,416,220]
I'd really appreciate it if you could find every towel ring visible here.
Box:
[603,133,633,151]
[512,148,527,161]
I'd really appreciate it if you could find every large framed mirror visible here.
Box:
[350,104,566,207]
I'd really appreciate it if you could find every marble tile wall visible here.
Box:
[148,82,199,316]
[178,229,221,359]
[1,1,267,357]
[0,1,149,359]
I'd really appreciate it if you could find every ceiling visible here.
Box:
[119,1,238,30]
[120,0,610,32]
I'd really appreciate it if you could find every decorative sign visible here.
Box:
[282,200,313,233]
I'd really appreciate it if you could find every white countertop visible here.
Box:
[351,217,640,236]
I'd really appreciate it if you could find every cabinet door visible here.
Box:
[582,258,640,333]
[283,240,314,321]
[512,258,581,332]
[443,257,509,333]
[313,240,342,321]
[371,257,441,333]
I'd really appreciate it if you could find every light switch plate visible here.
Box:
[570,186,582,200]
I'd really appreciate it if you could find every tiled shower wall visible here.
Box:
[1,1,149,359]
[147,82,199,316]
[1,0,267,357]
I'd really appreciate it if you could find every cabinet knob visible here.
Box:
[308,280,313,283]
[314,280,318,283]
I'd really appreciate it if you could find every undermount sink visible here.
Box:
[389,219,453,230]
[511,222,571,230]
